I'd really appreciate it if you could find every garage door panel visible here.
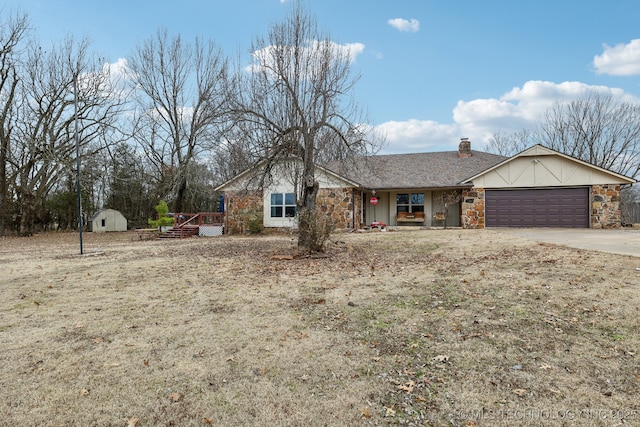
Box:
[486,188,589,228]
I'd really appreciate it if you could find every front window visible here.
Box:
[271,193,296,218]
[396,193,425,214]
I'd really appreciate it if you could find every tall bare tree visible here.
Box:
[537,93,640,179]
[0,11,29,236]
[127,29,228,213]
[485,129,532,157]
[13,36,125,234]
[487,93,640,179]
[229,4,374,251]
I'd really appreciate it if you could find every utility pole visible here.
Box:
[74,71,83,255]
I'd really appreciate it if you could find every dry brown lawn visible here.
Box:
[1,229,639,426]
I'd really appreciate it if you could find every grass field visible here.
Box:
[1,229,639,426]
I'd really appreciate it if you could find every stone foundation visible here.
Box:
[591,184,622,229]
[461,188,485,229]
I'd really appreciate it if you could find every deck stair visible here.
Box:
[160,225,199,239]
[158,212,223,239]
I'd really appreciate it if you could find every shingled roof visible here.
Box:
[326,149,507,190]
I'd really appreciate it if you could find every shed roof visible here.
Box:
[89,208,125,221]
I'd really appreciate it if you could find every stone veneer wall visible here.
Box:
[460,188,485,229]
[223,190,263,235]
[591,184,622,229]
[316,187,361,230]
[224,188,362,234]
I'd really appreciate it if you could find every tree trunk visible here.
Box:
[297,162,320,251]
[297,184,319,251]
[0,137,6,236]
[19,190,35,236]
[174,175,188,214]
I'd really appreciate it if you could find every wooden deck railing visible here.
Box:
[173,212,224,228]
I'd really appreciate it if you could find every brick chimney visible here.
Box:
[458,138,471,158]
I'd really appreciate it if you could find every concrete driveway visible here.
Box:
[494,228,640,257]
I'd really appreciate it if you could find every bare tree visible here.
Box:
[537,93,640,178]
[13,36,125,234]
[211,136,258,186]
[127,29,228,213]
[485,129,532,157]
[621,185,640,225]
[438,190,462,229]
[0,11,29,236]
[486,93,640,180]
[229,4,374,251]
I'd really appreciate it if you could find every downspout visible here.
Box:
[361,190,365,225]
[351,188,356,229]
[225,195,229,234]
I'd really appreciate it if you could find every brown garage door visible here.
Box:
[485,187,590,228]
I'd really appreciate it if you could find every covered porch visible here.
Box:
[362,188,464,228]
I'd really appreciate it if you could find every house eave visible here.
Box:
[362,184,474,192]
[461,144,637,185]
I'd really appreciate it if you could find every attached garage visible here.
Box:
[485,187,589,228]
[461,145,636,229]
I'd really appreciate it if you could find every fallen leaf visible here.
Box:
[79,388,90,396]
[433,354,449,363]
[512,388,528,397]
[359,406,372,418]
[203,418,213,424]
[397,381,415,393]
[168,392,182,402]
[143,359,149,366]
[126,417,139,427]
[253,367,268,376]
[415,395,428,402]
[385,406,396,417]
[92,337,104,344]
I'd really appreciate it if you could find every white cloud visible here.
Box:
[376,80,639,154]
[342,42,366,63]
[375,119,459,153]
[594,39,640,75]
[105,57,129,77]
[247,40,365,74]
[388,18,420,33]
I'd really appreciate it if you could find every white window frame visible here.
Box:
[270,192,296,218]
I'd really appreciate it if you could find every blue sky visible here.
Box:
[5,0,640,153]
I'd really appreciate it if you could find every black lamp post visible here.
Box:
[74,72,83,255]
